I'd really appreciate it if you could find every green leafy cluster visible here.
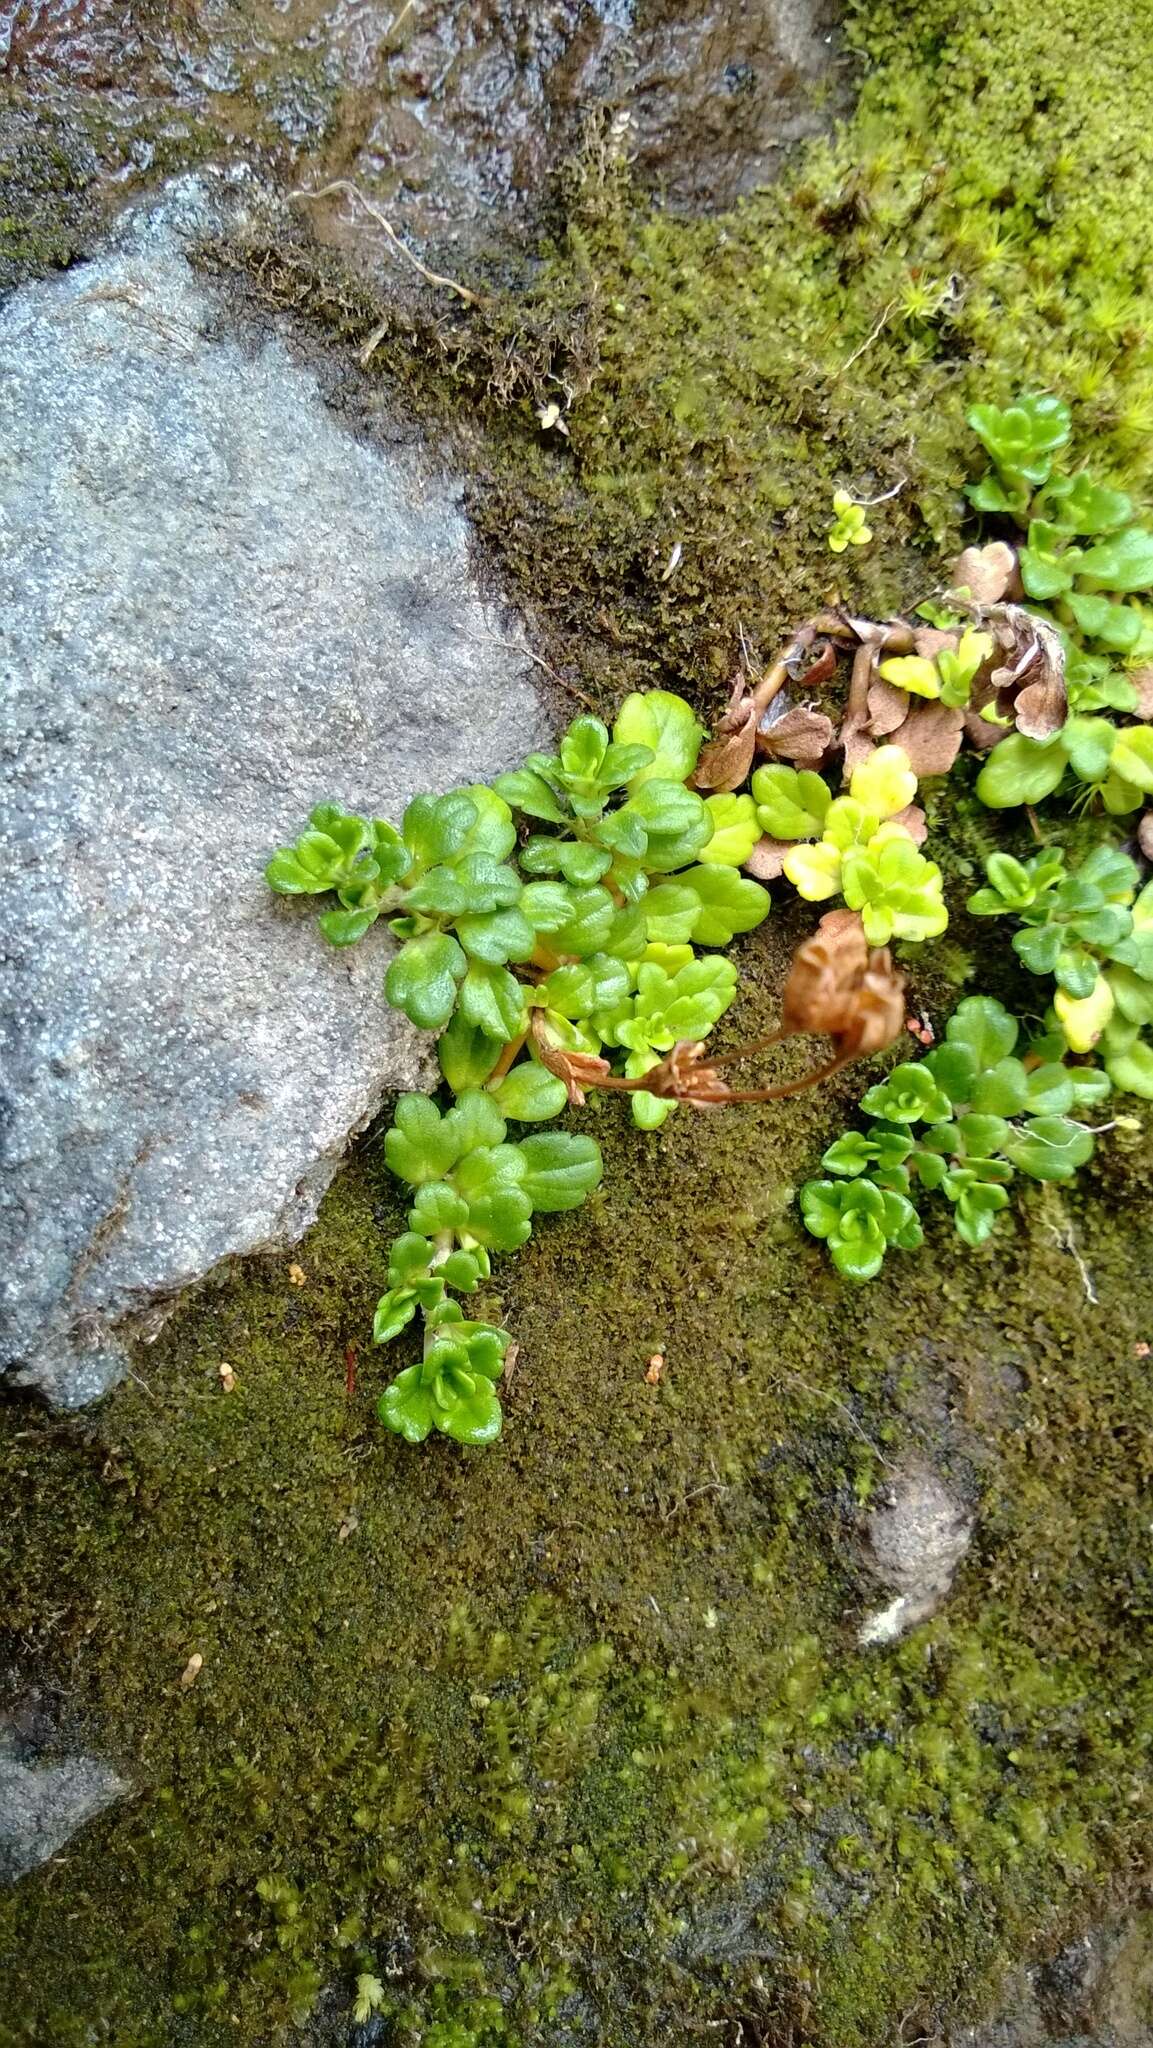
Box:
[753,747,948,944]
[270,693,768,1137]
[827,490,874,554]
[969,846,1153,1095]
[971,397,1153,665]
[268,786,550,1035]
[879,625,994,709]
[373,1091,602,1443]
[966,394,1153,807]
[267,690,771,1445]
[976,715,1153,815]
[801,998,1106,1279]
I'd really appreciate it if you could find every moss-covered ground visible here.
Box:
[5,0,1153,2039]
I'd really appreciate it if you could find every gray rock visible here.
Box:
[0,1748,128,1885]
[947,1910,1153,2046]
[857,1462,974,1644]
[0,174,551,1409]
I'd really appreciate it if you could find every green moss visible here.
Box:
[6,0,1153,2038]
[3,904,1153,2043]
[228,0,1153,707]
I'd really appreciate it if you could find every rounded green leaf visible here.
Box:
[493,769,568,823]
[458,785,518,860]
[372,1288,419,1345]
[401,790,480,870]
[612,689,704,786]
[1003,1116,1095,1181]
[517,1132,604,1211]
[457,962,527,1041]
[462,1185,534,1251]
[408,1183,470,1237]
[385,1095,461,1186]
[945,996,1019,1070]
[551,886,617,957]
[625,780,712,872]
[1105,1037,1153,1098]
[860,1064,953,1126]
[976,734,1068,809]
[953,1183,1011,1247]
[455,906,537,964]
[1076,526,1153,593]
[489,1063,570,1122]
[970,1058,1028,1116]
[387,1232,436,1284]
[698,794,761,867]
[443,1090,507,1157]
[385,932,467,1032]
[821,1132,878,1177]
[641,881,701,944]
[378,1366,434,1443]
[438,1013,504,1094]
[680,867,770,946]
[436,1379,504,1447]
[631,1089,673,1129]
[519,840,613,885]
[750,765,831,841]
[317,905,381,946]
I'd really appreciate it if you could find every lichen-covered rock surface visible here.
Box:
[3,0,1153,2041]
[0,174,550,1408]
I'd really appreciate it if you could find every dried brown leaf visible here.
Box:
[744,834,791,880]
[1132,667,1153,720]
[866,678,911,736]
[530,1020,612,1106]
[912,626,958,662]
[780,908,906,1060]
[693,704,758,791]
[1014,675,1067,740]
[889,701,964,778]
[949,541,1017,604]
[756,704,836,766]
[842,724,876,776]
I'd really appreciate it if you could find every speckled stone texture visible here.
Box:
[0,176,551,1409]
[0,1747,128,1887]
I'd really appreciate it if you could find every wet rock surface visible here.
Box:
[0,173,551,1409]
[0,1693,128,1885]
[946,1909,1153,2046]
[1,0,844,262]
[857,1461,974,1643]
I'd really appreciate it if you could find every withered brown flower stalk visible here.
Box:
[535,911,906,1111]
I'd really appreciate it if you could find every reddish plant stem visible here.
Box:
[488,1029,528,1083]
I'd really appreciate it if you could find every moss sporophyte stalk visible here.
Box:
[264,394,1152,1421]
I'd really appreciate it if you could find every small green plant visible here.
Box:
[966,393,1075,522]
[975,717,1153,814]
[752,747,948,943]
[827,489,874,553]
[968,846,1153,1094]
[268,691,786,1446]
[267,392,1151,1408]
[965,390,1153,809]
[352,1974,385,2025]
[801,997,1107,1279]
[372,1091,602,1442]
[878,625,995,708]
